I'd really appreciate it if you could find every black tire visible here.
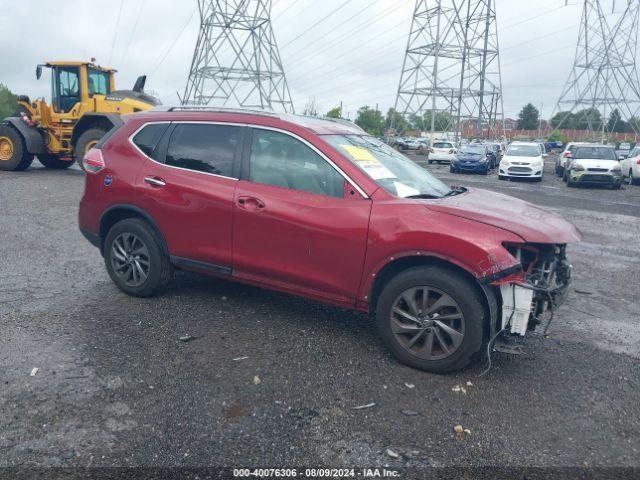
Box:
[556,166,564,177]
[629,170,639,186]
[0,125,34,171]
[449,166,456,173]
[104,218,173,297]
[74,128,107,170]
[428,160,433,164]
[376,266,485,373]
[612,182,622,190]
[38,154,73,169]
[562,169,568,182]
[567,173,577,188]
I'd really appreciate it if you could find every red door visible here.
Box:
[231,128,371,305]
[134,122,243,270]
[139,161,237,269]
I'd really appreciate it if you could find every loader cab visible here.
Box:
[37,62,116,114]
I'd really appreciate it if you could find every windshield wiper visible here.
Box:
[406,193,440,199]
[443,186,467,197]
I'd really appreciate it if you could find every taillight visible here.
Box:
[636,159,640,165]
[563,152,572,157]
[83,148,105,173]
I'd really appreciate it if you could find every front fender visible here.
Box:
[357,203,524,304]
[4,117,46,154]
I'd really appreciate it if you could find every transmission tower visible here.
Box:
[393,0,503,140]
[181,0,294,112]
[553,0,640,135]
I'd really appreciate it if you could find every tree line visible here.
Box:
[517,102,639,133]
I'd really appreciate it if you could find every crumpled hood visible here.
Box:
[427,188,582,244]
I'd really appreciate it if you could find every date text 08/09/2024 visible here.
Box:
[232,468,401,478]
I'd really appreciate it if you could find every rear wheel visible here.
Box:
[629,170,639,186]
[104,218,173,297]
[74,128,106,170]
[376,266,485,373]
[38,154,73,169]
[0,125,34,171]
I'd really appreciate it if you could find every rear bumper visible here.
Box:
[430,154,455,162]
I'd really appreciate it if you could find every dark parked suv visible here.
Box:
[79,107,581,373]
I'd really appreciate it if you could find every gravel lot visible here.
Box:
[1,155,639,470]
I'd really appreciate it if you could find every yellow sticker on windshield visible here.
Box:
[340,145,377,162]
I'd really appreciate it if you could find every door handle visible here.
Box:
[237,196,265,211]
[144,176,166,187]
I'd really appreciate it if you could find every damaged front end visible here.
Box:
[494,243,573,336]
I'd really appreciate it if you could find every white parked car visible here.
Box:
[427,141,457,164]
[498,142,545,182]
[619,145,640,185]
[556,142,591,177]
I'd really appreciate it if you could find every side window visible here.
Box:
[87,68,110,96]
[249,129,345,198]
[132,123,170,157]
[165,124,240,177]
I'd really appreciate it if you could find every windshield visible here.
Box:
[574,147,617,160]
[433,142,453,149]
[323,135,451,198]
[506,145,540,157]
[459,146,485,155]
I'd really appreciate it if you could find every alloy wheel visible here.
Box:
[390,286,465,360]
[110,233,151,287]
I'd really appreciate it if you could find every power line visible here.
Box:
[108,0,125,65]
[121,0,146,64]
[280,0,380,54]
[150,8,197,76]
[284,0,410,63]
[273,0,304,21]
[280,0,355,49]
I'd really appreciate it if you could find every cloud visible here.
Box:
[0,0,590,119]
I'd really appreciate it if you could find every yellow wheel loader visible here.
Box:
[0,61,159,171]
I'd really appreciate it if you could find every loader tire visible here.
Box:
[39,154,73,169]
[75,128,106,170]
[0,125,34,171]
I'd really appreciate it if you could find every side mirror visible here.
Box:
[543,153,548,158]
[35,64,43,80]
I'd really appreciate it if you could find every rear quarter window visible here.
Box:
[132,123,170,157]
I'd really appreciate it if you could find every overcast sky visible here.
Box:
[0,0,623,119]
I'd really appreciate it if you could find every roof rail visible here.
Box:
[159,106,280,118]
[319,116,366,133]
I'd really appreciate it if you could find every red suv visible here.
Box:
[79,108,581,373]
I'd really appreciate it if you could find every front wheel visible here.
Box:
[74,128,106,170]
[0,125,34,171]
[375,266,485,373]
[104,218,173,297]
